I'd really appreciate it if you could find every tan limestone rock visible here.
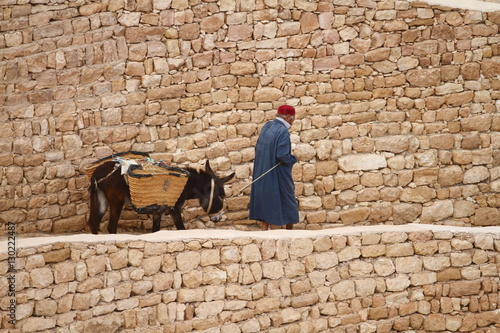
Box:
[253,87,282,101]
[406,68,440,87]
[241,244,262,263]
[54,261,76,283]
[400,187,436,203]
[331,280,355,301]
[200,14,224,33]
[21,317,56,333]
[176,251,200,272]
[463,166,489,184]
[420,200,453,223]
[289,239,314,258]
[30,267,54,288]
[338,154,386,171]
[262,261,284,279]
[340,207,369,225]
[472,208,500,226]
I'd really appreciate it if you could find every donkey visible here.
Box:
[88,160,235,234]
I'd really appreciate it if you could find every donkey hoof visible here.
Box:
[210,213,223,222]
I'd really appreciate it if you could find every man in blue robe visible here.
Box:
[250,105,299,230]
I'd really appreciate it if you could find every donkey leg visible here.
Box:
[107,200,124,234]
[170,208,186,230]
[152,214,161,232]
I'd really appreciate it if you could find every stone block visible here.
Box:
[407,68,440,87]
[132,280,152,295]
[114,282,132,300]
[177,288,204,303]
[422,257,451,271]
[338,154,387,171]
[340,207,370,225]
[75,277,103,293]
[400,186,436,203]
[474,234,494,250]
[314,252,338,269]
[449,280,482,297]
[420,200,453,223]
[395,257,422,273]
[221,246,241,263]
[201,14,225,33]
[176,251,201,271]
[42,248,70,263]
[109,250,128,270]
[386,243,414,257]
[331,280,355,301]
[386,276,410,292]
[361,245,385,258]
[437,268,462,282]
[410,273,437,286]
[255,297,280,313]
[30,267,54,288]
[450,253,472,267]
[472,207,500,226]
[299,196,322,210]
[289,239,314,258]
[128,249,144,267]
[20,317,56,332]
[413,241,438,256]
[202,268,226,286]
[53,261,75,284]
[262,262,284,280]
[116,298,139,311]
[72,292,91,311]
[200,249,220,267]
[195,300,224,319]
[311,237,331,253]
[291,292,319,308]
[86,256,107,277]
[337,246,361,262]
[424,314,446,331]
[241,244,262,263]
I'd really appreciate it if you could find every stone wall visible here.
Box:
[1,0,500,235]
[1,225,500,332]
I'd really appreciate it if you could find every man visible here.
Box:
[249,104,299,230]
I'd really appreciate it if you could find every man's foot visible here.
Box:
[262,222,282,230]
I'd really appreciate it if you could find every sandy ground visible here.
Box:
[2,224,500,251]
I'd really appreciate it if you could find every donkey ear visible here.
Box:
[220,172,235,184]
[205,160,214,174]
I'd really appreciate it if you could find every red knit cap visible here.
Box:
[277,105,295,116]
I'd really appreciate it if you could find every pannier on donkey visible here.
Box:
[84,151,235,234]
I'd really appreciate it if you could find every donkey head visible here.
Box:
[199,160,235,222]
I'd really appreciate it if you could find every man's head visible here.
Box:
[277,105,295,125]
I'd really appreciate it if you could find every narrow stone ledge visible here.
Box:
[3,224,500,250]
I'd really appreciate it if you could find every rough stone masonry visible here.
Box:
[0,226,499,332]
[1,0,500,332]
[0,0,499,234]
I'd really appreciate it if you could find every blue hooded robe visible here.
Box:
[249,118,299,226]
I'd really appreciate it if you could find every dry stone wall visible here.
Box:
[1,226,500,332]
[1,0,500,234]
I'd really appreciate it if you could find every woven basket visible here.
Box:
[84,151,150,179]
[126,164,190,210]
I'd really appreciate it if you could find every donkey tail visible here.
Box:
[88,179,107,234]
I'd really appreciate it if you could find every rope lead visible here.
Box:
[231,161,282,197]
